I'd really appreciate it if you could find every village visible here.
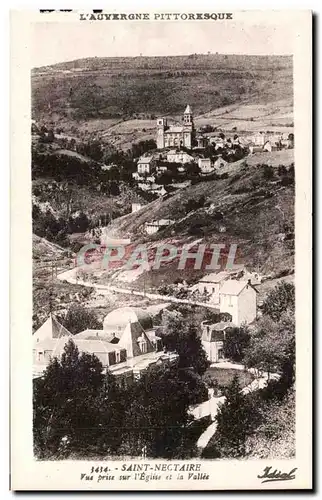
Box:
[104,105,294,201]
[33,103,293,389]
[32,99,295,460]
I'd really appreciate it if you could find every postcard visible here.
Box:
[10,8,312,490]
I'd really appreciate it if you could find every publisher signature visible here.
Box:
[258,466,297,484]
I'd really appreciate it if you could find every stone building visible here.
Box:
[156,105,194,149]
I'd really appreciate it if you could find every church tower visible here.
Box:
[183,105,194,149]
[156,117,166,149]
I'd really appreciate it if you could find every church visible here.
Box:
[156,105,194,149]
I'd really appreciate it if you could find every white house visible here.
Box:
[198,157,213,174]
[137,156,156,175]
[213,156,228,169]
[219,280,257,326]
[201,321,233,363]
[166,150,194,164]
[254,132,266,146]
[131,203,144,213]
[145,219,174,235]
[192,271,230,304]
[33,308,177,385]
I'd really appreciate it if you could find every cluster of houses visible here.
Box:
[33,307,178,385]
[130,105,294,194]
[33,264,261,379]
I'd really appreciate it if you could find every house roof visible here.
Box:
[184,105,192,114]
[138,156,153,164]
[220,280,249,296]
[103,306,153,332]
[119,321,154,358]
[74,329,118,342]
[34,336,124,357]
[199,271,229,284]
[33,314,72,343]
[201,321,233,342]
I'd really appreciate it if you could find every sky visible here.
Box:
[31,14,297,68]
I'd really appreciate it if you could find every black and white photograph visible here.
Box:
[10,8,312,491]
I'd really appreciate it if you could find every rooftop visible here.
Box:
[199,271,229,284]
[165,126,184,134]
[220,280,249,296]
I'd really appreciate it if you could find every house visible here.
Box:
[201,321,233,363]
[155,164,168,173]
[254,132,266,146]
[145,219,174,235]
[198,157,213,174]
[157,105,194,149]
[166,150,194,164]
[213,156,228,169]
[192,271,230,304]
[137,156,156,175]
[33,308,177,384]
[32,316,126,379]
[131,203,144,213]
[32,314,71,343]
[228,264,263,285]
[249,144,264,154]
[219,280,257,326]
[103,307,153,337]
[263,141,279,153]
[196,135,208,149]
[137,182,167,197]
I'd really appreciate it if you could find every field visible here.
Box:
[32,53,293,148]
[204,367,254,389]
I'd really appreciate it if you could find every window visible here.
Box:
[115,351,120,363]
[212,287,215,293]
[140,340,147,354]
[204,286,207,293]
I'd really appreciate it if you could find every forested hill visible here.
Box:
[31,54,293,121]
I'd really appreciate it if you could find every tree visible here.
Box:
[34,340,126,459]
[262,281,295,322]
[263,165,274,180]
[161,310,209,376]
[34,340,103,457]
[244,312,295,384]
[119,363,206,458]
[206,375,258,458]
[224,326,250,362]
[59,304,102,334]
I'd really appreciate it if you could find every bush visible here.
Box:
[263,165,274,180]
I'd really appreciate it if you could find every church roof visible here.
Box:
[165,126,184,134]
[184,105,192,114]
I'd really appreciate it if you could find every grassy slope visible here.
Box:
[104,153,294,287]
[31,54,293,142]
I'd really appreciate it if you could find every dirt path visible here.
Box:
[194,362,280,450]
[57,267,219,310]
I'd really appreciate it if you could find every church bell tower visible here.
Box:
[183,105,194,149]
[156,117,166,149]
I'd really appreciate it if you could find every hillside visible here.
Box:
[31,54,293,138]
[94,152,294,289]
